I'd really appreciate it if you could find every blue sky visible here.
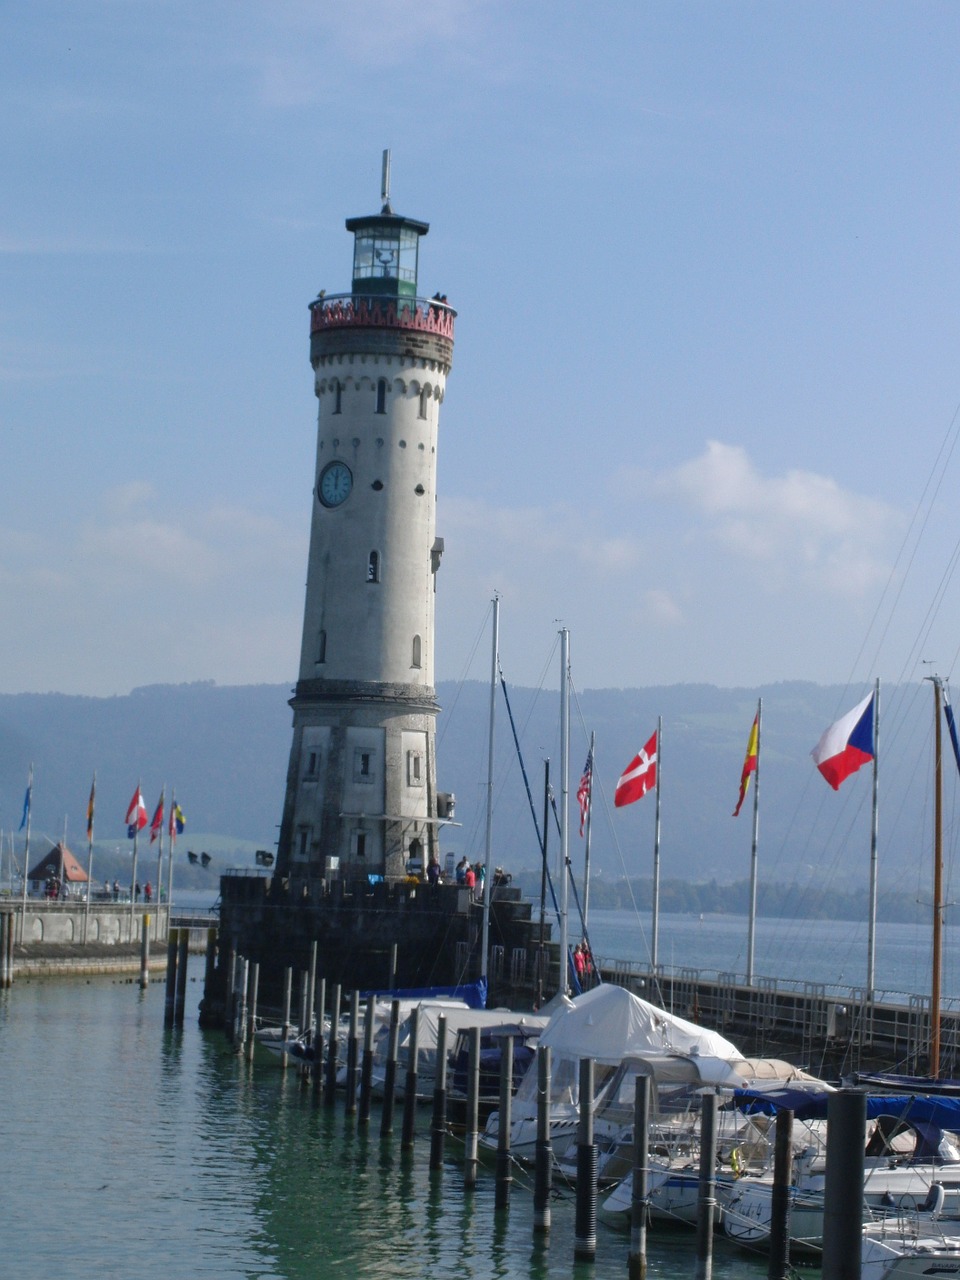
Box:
[4,2,960,696]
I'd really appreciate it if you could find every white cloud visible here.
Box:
[657,440,902,596]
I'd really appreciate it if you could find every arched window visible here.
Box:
[376,378,387,414]
[419,387,430,419]
[316,629,326,663]
[367,551,380,583]
[412,634,422,668]
[333,380,342,414]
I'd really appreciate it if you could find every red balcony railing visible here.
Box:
[309,293,456,341]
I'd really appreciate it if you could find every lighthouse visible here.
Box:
[275,156,456,888]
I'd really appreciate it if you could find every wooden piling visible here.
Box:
[0,912,8,988]
[380,998,401,1137]
[236,958,249,1052]
[429,1013,448,1170]
[495,1034,514,1210]
[821,1090,866,1280]
[463,1025,481,1190]
[324,983,341,1107]
[628,1073,650,1280]
[767,1108,794,1280]
[695,1091,719,1280]
[388,942,397,990]
[358,994,375,1127]
[574,1057,597,1261]
[297,968,309,1038]
[164,928,179,1026]
[312,977,326,1098]
[344,990,359,1117]
[401,1006,419,1151]
[306,940,317,1043]
[245,962,260,1063]
[175,927,189,1027]
[281,967,293,1071]
[202,926,217,1015]
[224,941,237,1039]
[533,1045,552,1236]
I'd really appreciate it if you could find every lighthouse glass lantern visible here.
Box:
[346,214,428,299]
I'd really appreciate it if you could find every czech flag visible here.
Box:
[811,692,875,790]
[615,731,658,807]
[125,785,148,838]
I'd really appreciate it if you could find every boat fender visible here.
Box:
[923,1182,945,1220]
[729,1146,743,1178]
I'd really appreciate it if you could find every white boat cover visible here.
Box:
[536,984,743,1064]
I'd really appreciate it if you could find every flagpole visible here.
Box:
[559,627,571,997]
[130,779,141,943]
[480,595,499,985]
[582,730,596,930]
[84,773,95,945]
[154,785,165,941]
[867,679,880,1001]
[930,675,944,1078]
[19,764,33,943]
[652,716,662,971]
[167,789,177,933]
[746,698,762,985]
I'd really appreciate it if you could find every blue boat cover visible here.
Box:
[358,977,488,1010]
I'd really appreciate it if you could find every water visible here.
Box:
[2,960,768,1279]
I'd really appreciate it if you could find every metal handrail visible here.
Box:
[308,292,456,339]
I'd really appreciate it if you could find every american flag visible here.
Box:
[576,749,593,837]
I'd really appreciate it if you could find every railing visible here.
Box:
[308,293,456,341]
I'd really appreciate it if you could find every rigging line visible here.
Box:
[856,399,960,686]
[435,600,493,752]
[498,671,544,853]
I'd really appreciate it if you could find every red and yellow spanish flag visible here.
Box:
[733,714,759,817]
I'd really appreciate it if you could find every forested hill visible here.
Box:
[0,679,947,917]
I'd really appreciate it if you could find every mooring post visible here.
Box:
[533,1045,552,1237]
[312,977,326,1097]
[821,1090,866,1280]
[629,1073,650,1280]
[236,958,249,1053]
[175,926,189,1027]
[202,926,217,1017]
[306,941,317,1043]
[495,1034,514,1210]
[380,998,401,1137]
[358,994,375,1127]
[298,968,309,1038]
[279,966,292,1069]
[464,1024,481,1190]
[246,961,260,1063]
[429,1012,448,1170]
[164,927,179,1026]
[324,983,341,1107]
[0,912,8,988]
[224,940,237,1040]
[138,913,151,989]
[574,1057,597,1261]
[388,942,397,991]
[401,1006,420,1151]
[344,989,359,1117]
[768,1108,794,1280]
[695,1091,719,1280]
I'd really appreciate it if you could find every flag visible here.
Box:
[149,791,164,844]
[125,785,148,838]
[86,775,96,841]
[811,691,875,790]
[733,714,759,817]
[18,769,32,832]
[944,688,960,780]
[169,801,185,842]
[576,750,593,837]
[614,731,658,807]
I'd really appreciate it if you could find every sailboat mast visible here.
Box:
[746,698,762,984]
[932,675,944,1078]
[652,715,662,970]
[558,627,570,996]
[537,758,550,1009]
[480,595,499,983]
[866,678,881,1000]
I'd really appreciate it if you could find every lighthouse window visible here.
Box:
[316,630,326,663]
[376,379,387,414]
[354,750,374,782]
[412,635,422,668]
[367,551,380,583]
[305,751,319,778]
[333,380,342,414]
[297,828,309,859]
[354,831,367,860]
[419,388,429,419]
[407,751,423,786]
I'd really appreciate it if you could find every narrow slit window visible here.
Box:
[419,388,429,419]
[316,629,326,663]
[333,380,342,415]
[376,378,386,414]
[306,751,318,777]
[367,551,380,583]
[412,634,422,668]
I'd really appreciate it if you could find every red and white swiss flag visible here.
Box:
[614,731,658,807]
[125,785,148,832]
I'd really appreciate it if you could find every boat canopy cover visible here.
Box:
[536,984,743,1065]
[732,1088,960,1129]
[395,1005,550,1053]
[360,978,487,1009]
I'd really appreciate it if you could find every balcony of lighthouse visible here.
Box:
[309,292,456,340]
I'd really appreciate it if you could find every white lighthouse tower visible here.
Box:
[275,157,456,887]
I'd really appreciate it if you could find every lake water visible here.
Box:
[2,961,767,1280]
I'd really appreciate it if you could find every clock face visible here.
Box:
[318,461,353,508]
